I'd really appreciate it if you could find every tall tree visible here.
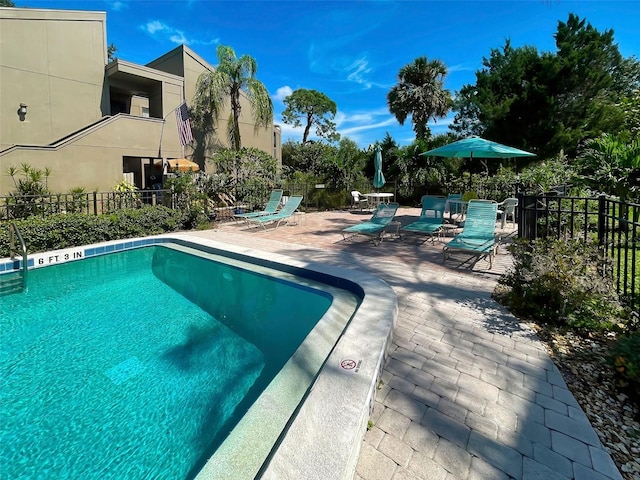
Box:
[451,42,558,158]
[387,57,452,140]
[192,45,273,151]
[451,14,631,159]
[281,89,339,143]
[553,13,624,153]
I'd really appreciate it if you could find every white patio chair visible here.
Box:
[497,197,518,229]
[350,191,370,211]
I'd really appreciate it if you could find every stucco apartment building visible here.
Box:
[0,7,282,196]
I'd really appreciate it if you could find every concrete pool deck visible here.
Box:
[184,207,623,480]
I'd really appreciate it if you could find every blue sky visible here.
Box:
[19,0,640,149]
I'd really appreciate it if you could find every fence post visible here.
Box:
[516,192,524,239]
[597,194,606,246]
[92,192,98,215]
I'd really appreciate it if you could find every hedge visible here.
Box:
[0,206,186,258]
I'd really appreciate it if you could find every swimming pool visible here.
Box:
[0,234,397,479]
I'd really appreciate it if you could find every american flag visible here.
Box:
[175,102,194,146]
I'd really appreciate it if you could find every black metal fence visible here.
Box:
[517,193,639,312]
[0,190,171,220]
[1,181,399,221]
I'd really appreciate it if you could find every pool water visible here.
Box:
[0,245,333,479]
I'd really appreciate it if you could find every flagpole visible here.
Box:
[158,102,186,159]
[158,118,166,158]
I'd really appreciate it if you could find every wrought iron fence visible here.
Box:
[517,193,639,313]
[0,190,171,220]
[1,181,400,222]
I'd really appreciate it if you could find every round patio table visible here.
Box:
[444,199,467,222]
[364,192,394,207]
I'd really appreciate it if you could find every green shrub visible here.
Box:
[610,331,640,399]
[498,238,627,331]
[309,189,349,210]
[0,206,184,257]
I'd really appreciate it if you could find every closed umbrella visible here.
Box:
[421,136,535,173]
[373,145,386,189]
[167,158,200,173]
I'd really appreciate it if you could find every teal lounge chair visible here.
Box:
[443,200,499,268]
[342,202,399,246]
[247,195,303,229]
[234,189,283,222]
[401,195,447,242]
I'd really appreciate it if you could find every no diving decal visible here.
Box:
[340,358,362,373]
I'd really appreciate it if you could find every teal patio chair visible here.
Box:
[342,202,400,246]
[401,195,447,242]
[443,200,499,268]
[234,189,283,222]
[246,195,303,230]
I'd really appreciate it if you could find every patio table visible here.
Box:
[364,192,394,208]
[444,198,467,222]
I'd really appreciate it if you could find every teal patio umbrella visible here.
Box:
[373,145,386,189]
[421,136,535,173]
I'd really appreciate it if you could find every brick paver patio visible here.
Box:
[184,207,622,480]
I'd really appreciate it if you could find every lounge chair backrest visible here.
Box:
[369,202,399,225]
[420,195,447,220]
[463,200,498,236]
[262,189,284,212]
[279,195,303,215]
[268,189,284,203]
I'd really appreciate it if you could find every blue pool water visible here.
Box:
[0,245,333,479]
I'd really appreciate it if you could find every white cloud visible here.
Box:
[448,63,477,73]
[335,107,390,127]
[339,117,397,136]
[277,122,306,144]
[108,1,127,11]
[273,86,293,102]
[345,57,373,88]
[140,20,218,46]
[143,20,167,35]
[307,43,379,90]
[169,33,189,44]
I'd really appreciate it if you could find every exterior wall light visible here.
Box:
[19,103,28,115]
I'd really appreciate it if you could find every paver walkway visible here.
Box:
[185,208,623,480]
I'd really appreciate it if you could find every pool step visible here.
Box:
[0,273,24,296]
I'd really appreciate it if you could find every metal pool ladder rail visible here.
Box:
[9,222,28,292]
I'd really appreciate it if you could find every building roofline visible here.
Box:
[107,58,185,84]
[146,44,214,73]
[0,6,105,22]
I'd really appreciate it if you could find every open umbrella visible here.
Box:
[166,158,200,173]
[373,145,386,189]
[421,136,535,173]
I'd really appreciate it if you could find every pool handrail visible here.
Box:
[9,222,28,291]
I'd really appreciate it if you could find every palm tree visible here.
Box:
[192,45,273,151]
[387,57,452,140]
